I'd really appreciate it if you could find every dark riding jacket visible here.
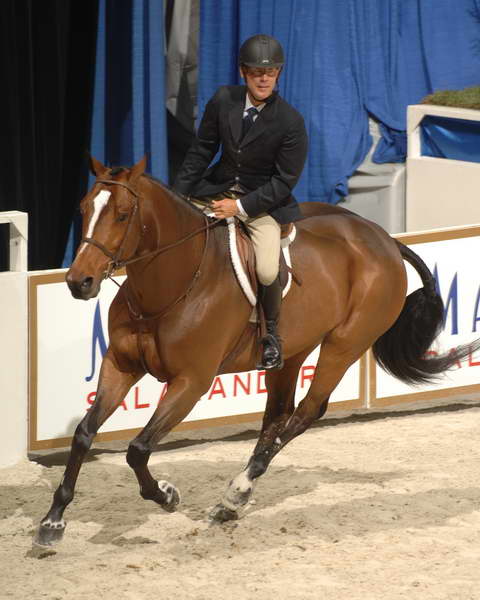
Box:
[173,85,308,224]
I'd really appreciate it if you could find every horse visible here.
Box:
[35,155,477,546]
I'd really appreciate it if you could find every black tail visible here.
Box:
[372,240,480,384]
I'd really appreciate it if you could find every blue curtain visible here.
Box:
[199,0,480,204]
[90,0,167,178]
[63,0,168,266]
[421,116,480,163]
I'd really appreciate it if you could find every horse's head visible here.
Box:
[66,155,147,300]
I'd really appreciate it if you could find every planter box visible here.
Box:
[407,104,480,231]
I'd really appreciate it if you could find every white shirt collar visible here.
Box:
[244,94,265,114]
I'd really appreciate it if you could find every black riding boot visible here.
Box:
[256,277,284,371]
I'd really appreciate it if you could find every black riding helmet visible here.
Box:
[238,34,285,69]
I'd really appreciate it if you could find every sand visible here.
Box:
[2,399,480,600]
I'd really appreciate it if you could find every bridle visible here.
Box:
[80,179,143,278]
[78,176,223,378]
[79,177,221,322]
[80,178,219,280]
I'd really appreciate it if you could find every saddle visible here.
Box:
[227,217,299,307]
[214,217,300,370]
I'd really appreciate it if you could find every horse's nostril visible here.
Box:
[80,277,93,290]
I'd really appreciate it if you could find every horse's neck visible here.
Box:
[126,178,208,315]
[142,177,205,242]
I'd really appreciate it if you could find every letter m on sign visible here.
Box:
[433,264,458,336]
[85,300,107,382]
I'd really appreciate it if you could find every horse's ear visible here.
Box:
[89,155,109,177]
[129,155,148,182]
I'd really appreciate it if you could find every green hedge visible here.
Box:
[421,86,480,110]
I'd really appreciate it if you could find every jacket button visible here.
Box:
[235,176,240,181]
[237,149,241,153]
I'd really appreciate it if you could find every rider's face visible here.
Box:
[240,66,280,105]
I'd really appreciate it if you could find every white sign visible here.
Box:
[31,273,361,447]
[375,234,480,399]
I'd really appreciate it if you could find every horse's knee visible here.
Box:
[72,421,95,454]
[257,264,277,287]
[126,439,150,469]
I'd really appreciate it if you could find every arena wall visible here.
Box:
[3,198,480,464]
[24,223,480,452]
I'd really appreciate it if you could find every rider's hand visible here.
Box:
[211,198,239,219]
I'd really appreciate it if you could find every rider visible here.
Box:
[173,34,308,370]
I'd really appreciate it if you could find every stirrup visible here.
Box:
[256,333,284,371]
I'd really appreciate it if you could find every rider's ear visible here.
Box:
[129,155,148,182]
[89,155,109,177]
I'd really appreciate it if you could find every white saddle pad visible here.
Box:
[226,216,296,307]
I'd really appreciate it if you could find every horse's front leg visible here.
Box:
[126,373,212,512]
[210,350,311,522]
[36,351,143,546]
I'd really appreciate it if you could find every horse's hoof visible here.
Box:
[34,519,66,547]
[209,503,239,523]
[158,480,180,513]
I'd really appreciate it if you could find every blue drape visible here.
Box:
[199,0,480,204]
[90,0,167,178]
[63,0,167,266]
[421,116,480,164]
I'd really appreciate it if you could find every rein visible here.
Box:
[113,214,215,322]
[81,178,220,276]
[81,177,221,321]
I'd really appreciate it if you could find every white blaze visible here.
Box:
[78,190,111,255]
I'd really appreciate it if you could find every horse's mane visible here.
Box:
[105,166,206,218]
[142,173,207,217]
[143,172,174,193]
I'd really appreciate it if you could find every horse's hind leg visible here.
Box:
[36,350,143,547]
[211,333,369,522]
[210,349,312,522]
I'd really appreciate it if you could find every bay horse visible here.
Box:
[36,156,476,546]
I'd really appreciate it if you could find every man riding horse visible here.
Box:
[173,34,308,371]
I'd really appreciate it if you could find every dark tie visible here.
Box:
[242,107,258,138]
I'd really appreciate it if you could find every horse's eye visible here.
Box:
[117,213,129,223]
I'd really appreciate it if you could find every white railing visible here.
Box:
[0,211,28,467]
[0,211,28,271]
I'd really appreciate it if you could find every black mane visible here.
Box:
[109,166,126,176]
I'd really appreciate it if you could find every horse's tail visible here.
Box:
[372,240,480,384]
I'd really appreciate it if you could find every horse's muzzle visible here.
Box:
[66,272,100,300]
